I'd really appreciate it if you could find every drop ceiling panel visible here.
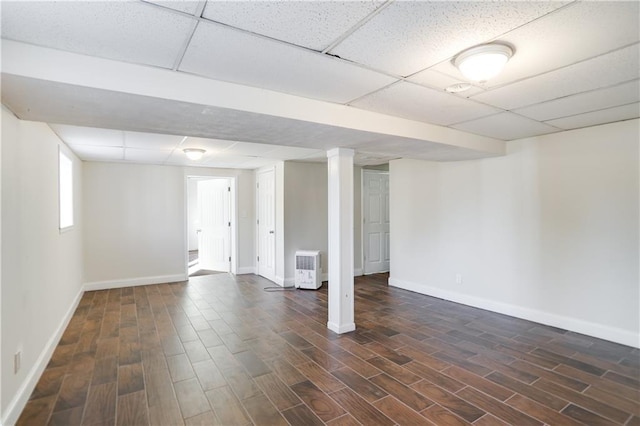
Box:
[329,1,567,77]
[431,1,640,88]
[472,44,640,110]
[180,21,396,104]
[235,158,278,170]
[351,82,501,126]
[453,112,559,141]
[69,145,124,161]
[124,148,173,163]
[514,80,640,121]
[545,103,640,130]
[181,137,237,153]
[142,0,202,16]
[223,142,284,157]
[408,69,485,97]
[50,124,123,147]
[125,131,185,150]
[201,1,382,51]
[1,1,196,69]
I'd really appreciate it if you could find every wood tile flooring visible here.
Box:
[18,273,640,425]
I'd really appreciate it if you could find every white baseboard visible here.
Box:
[83,274,187,291]
[2,287,84,426]
[354,268,363,277]
[389,278,639,348]
[236,267,255,275]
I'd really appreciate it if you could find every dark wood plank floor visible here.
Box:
[18,273,640,425]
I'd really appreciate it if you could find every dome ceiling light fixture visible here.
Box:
[454,43,513,82]
[183,148,206,161]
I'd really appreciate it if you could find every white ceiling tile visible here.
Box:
[182,137,237,153]
[472,44,640,110]
[50,124,123,147]
[222,142,283,157]
[351,82,501,126]
[235,158,278,170]
[124,131,185,150]
[179,21,397,103]
[124,148,173,163]
[1,1,195,68]
[514,80,640,121]
[330,1,567,76]
[201,1,382,51]
[545,103,640,130]
[432,1,640,88]
[69,145,124,161]
[452,112,560,141]
[142,0,202,16]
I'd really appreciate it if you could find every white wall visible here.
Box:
[1,107,84,423]
[389,120,640,347]
[83,163,256,286]
[83,162,186,286]
[283,162,329,284]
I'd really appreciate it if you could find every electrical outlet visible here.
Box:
[456,274,463,285]
[14,351,21,374]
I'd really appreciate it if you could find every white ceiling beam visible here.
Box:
[1,40,505,156]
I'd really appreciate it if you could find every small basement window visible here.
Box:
[59,149,74,230]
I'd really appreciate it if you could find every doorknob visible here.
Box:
[269,230,275,234]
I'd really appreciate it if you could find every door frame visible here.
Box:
[361,169,390,275]
[185,175,238,276]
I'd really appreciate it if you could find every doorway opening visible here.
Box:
[186,176,237,277]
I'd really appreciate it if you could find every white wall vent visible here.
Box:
[295,250,321,290]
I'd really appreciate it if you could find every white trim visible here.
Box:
[327,321,356,334]
[2,287,84,426]
[236,266,256,275]
[389,278,640,348]
[84,274,187,291]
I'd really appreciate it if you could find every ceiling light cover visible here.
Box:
[183,148,206,160]
[454,44,513,82]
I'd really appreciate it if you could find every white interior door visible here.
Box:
[257,169,276,282]
[197,178,230,272]
[363,170,390,274]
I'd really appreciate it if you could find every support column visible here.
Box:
[327,148,355,334]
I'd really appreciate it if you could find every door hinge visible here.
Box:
[228,221,231,227]
[228,187,231,192]
[257,219,259,225]
[257,256,260,262]
[257,182,259,189]
[229,256,231,262]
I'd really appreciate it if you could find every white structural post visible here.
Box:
[326,148,355,334]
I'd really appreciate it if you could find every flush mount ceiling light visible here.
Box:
[454,43,513,82]
[183,148,205,161]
